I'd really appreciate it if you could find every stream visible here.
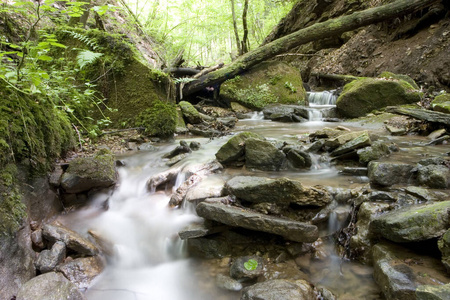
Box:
[55,95,446,300]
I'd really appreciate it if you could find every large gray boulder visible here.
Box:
[336,78,421,118]
[16,272,86,300]
[57,256,105,289]
[283,146,312,169]
[416,284,450,300]
[215,132,264,167]
[370,201,450,243]
[373,242,449,300]
[61,149,117,194]
[42,223,99,256]
[225,176,331,207]
[262,104,307,122]
[438,229,450,273]
[245,138,286,171]
[368,161,415,187]
[357,140,393,165]
[417,164,450,189]
[196,201,319,243]
[241,279,315,300]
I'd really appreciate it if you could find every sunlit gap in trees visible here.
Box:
[123,0,294,66]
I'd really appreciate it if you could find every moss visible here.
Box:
[179,101,203,124]
[220,61,307,110]
[136,101,177,137]
[431,93,450,114]
[67,149,116,181]
[0,164,27,236]
[336,78,422,118]
[378,71,419,89]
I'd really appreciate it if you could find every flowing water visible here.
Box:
[56,106,447,299]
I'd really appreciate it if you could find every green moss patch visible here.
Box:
[220,61,307,110]
[136,101,178,137]
[431,93,450,114]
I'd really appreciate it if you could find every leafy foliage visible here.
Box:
[244,258,258,271]
[76,50,103,69]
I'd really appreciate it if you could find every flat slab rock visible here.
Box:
[241,279,315,300]
[373,242,450,300]
[196,201,318,243]
[370,201,450,243]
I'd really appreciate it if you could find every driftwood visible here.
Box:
[386,107,450,126]
[182,0,439,97]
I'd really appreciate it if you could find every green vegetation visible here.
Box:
[244,258,258,271]
[136,101,178,137]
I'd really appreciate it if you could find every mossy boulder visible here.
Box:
[136,101,178,137]
[379,71,419,89]
[245,138,286,171]
[179,101,203,124]
[61,149,117,194]
[336,78,421,118]
[370,201,450,243]
[220,61,307,110]
[438,229,450,273]
[431,94,450,114]
[215,132,264,167]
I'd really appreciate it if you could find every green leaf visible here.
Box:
[37,55,53,61]
[244,259,258,271]
[50,42,67,49]
[76,50,103,69]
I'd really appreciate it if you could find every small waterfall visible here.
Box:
[308,90,338,105]
[308,109,323,122]
[250,111,264,120]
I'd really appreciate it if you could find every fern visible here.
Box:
[77,50,103,69]
[63,30,100,50]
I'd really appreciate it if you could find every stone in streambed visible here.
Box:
[373,242,449,300]
[330,131,371,157]
[323,130,369,151]
[245,138,286,171]
[42,223,98,256]
[56,256,105,290]
[230,256,264,280]
[225,176,331,207]
[216,274,243,291]
[16,272,86,300]
[241,279,315,300]
[35,241,66,273]
[368,161,415,187]
[416,284,450,300]
[196,201,318,243]
[438,229,450,273]
[369,201,450,243]
[215,132,264,167]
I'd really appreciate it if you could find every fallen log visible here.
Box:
[386,106,450,126]
[183,0,439,97]
[310,73,361,84]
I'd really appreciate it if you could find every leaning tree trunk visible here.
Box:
[183,0,439,97]
[230,0,242,55]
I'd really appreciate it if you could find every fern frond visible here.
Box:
[63,30,100,50]
[77,50,103,69]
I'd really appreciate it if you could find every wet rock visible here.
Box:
[416,164,450,189]
[230,256,264,280]
[438,229,450,273]
[196,201,318,243]
[404,186,450,202]
[162,141,192,159]
[357,140,392,165]
[42,223,98,256]
[216,274,243,291]
[427,129,447,140]
[48,166,63,188]
[245,138,286,171]
[225,176,331,207]
[217,117,238,128]
[61,149,117,194]
[323,130,368,151]
[284,147,312,169]
[231,102,252,114]
[318,286,336,300]
[146,167,181,192]
[16,272,86,300]
[178,221,227,240]
[339,167,367,176]
[138,142,157,151]
[189,141,201,150]
[241,279,315,300]
[310,127,349,140]
[368,161,415,187]
[330,131,371,157]
[179,101,204,124]
[431,93,450,114]
[336,78,421,118]
[187,123,222,137]
[385,125,407,136]
[35,241,66,273]
[349,202,390,263]
[262,104,306,122]
[416,284,450,300]
[31,228,45,251]
[57,256,105,290]
[184,178,224,203]
[187,236,231,259]
[370,201,450,243]
[373,242,449,300]
[215,132,264,167]
[166,153,189,166]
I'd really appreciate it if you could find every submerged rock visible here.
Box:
[225,176,331,207]
[370,201,450,243]
[241,279,315,300]
[196,201,319,243]
[61,149,117,194]
[42,223,98,256]
[373,242,449,300]
[16,272,86,300]
[336,78,421,118]
[216,274,243,291]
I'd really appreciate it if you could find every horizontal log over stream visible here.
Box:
[182,0,440,96]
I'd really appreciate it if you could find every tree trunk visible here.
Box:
[230,0,241,55]
[183,0,439,97]
[68,0,91,28]
[241,0,249,55]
